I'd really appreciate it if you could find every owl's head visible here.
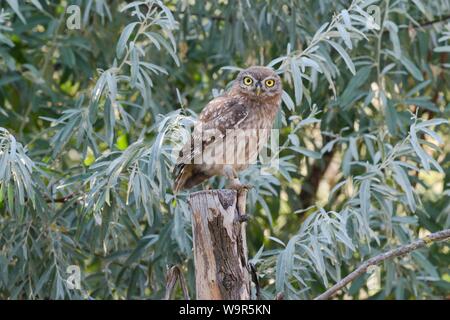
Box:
[233,66,282,99]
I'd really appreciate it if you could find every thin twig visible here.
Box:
[416,15,450,28]
[45,192,77,203]
[164,265,190,300]
[249,262,261,300]
[314,229,450,300]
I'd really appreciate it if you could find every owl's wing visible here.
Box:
[198,96,234,123]
[174,96,248,168]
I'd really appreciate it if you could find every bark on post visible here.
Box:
[189,189,250,300]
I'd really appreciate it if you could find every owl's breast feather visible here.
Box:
[241,99,280,130]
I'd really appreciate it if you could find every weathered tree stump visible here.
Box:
[189,189,250,300]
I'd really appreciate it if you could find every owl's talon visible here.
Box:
[228,180,252,192]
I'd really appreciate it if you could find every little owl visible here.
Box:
[173,66,282,192]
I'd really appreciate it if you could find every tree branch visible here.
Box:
[314,229,450,300]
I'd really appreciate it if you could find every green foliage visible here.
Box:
[0,0,449,299]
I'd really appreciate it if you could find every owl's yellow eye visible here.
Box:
[243,76,253,86]
[265,79,275,87]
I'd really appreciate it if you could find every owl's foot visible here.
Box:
[224,166,252,191]
[228,179,253,192]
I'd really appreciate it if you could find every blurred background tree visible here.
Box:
[0,0,449,299]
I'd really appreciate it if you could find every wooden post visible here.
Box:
[189,189,250,300]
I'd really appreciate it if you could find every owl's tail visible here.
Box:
[173,164,209,193]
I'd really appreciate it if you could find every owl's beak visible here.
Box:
[255,83,262,96]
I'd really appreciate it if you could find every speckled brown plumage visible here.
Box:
[173,66,282,192]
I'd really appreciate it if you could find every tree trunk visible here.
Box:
[188,189,250,300]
